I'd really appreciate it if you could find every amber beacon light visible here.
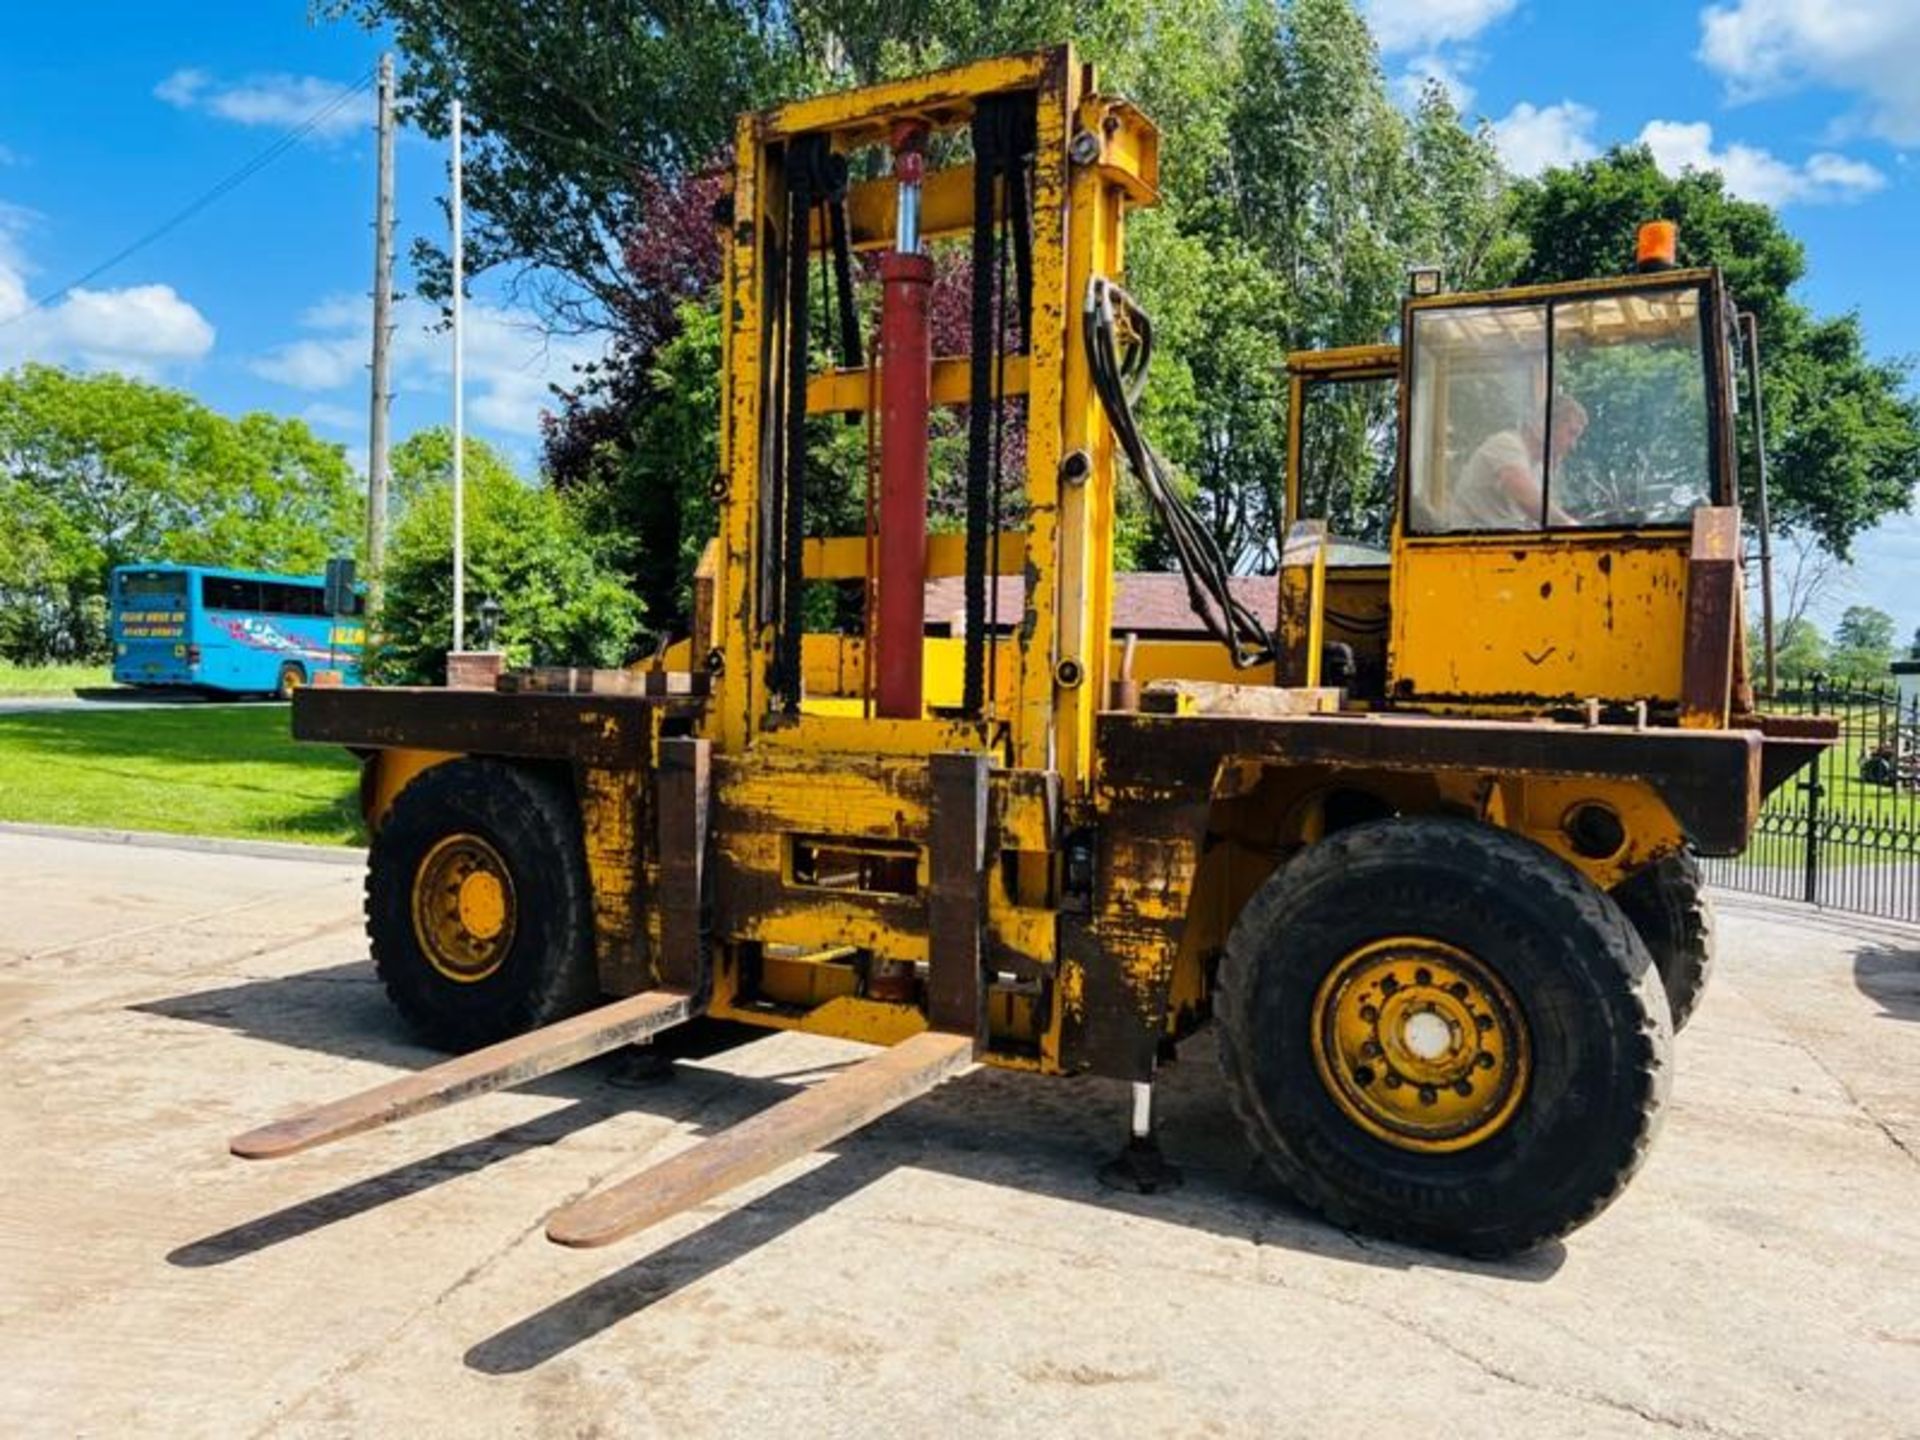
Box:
[1636,219,1678,272]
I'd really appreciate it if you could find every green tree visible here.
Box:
[551,304,722,631]
[1765,616,1829,682]
[373,441,644,683]
[387,426,525,517]
[1509,147,1920,558]
[322,0,797,331]
[0,364,359,661]
[1129,0,1515,568]
[1829,604,1898,681]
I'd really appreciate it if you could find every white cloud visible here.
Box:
[1364,0,1518,53]
[1700,0,1920,145]
[251,334,361,390]
[155,68,372,141]
[1492,101,1600,175]
[300,401,362,434]
[1366,0,1518,115]
[1394,52,1477,111]
[1847,514,1920,639]
[0,208,214,375]
[252,294,604,439]
[1638,118,1887,204]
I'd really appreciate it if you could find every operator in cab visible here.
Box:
[1449,395,1588,530]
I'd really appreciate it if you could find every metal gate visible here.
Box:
[1706,676,1920,921]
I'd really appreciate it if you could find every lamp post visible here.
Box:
[476,595,502,651]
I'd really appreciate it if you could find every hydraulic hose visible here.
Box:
[1083,276,1276,669]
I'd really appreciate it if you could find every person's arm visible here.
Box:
[1495,462,1578,528]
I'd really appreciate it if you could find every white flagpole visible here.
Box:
[450,95,466,654]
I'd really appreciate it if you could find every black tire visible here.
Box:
[367,758,597,1051]
[275,662,306,701]
[1217,816,1672,1256]
[1861,753,1896,787]
[1611,851,1715,1031]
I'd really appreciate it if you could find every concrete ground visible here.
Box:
[1,831,1917,1439]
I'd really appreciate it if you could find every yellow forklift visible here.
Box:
[234,47,1832,1257]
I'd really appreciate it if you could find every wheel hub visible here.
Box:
[1310,937,1530,1152]
[412,833,517,982]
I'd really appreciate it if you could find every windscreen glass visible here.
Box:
[1407,287,1711,534]
[1296,374,1397,560]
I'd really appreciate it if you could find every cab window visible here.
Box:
[1295,373,1397,561]
[1407,285,1711,535]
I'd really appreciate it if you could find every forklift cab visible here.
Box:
[1287,264,1742,723]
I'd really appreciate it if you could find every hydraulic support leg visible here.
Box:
[1097,1079,1183,1195]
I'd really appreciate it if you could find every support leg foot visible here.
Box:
[1098,1135,1183,1195]
[607,1043,675,1089]
[1096,1080,1182,1194]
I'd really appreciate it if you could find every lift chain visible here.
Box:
[963,94,1038,715]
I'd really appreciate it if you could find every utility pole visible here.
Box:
[450,94,466,654]
[367,52,395,606]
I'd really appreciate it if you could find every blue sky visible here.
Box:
[1,1,1916,641]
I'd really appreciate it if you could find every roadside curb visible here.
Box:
[0,820,365,867]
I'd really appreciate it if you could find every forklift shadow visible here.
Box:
[462,1040,1567,1377]
[1854,942,1920,1021]
[141,963,1564,1368]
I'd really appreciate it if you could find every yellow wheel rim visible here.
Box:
[411,832,517,983]
[1310,937,1530,1153]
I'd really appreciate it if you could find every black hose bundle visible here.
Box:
[1083,277,1275,668]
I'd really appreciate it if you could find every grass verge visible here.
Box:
[0,704,362,846]
[0,662,115,696]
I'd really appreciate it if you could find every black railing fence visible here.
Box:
[1704,674,1920,921]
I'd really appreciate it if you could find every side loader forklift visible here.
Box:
[234,47,1834,1257]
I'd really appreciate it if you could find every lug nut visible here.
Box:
[1453,1079,1474,1097]
[1361,1004,1379,1023]
[1449,982,1469,1000]
[1418,1086,1438,1106]
[1476,1052,1496,1070]
[1415,967,1433,986]
[1353,1065,1375,1087]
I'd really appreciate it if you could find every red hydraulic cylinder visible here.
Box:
[875,130,932,719]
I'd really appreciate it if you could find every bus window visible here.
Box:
[259,581,325,616]
[119,570,187,602]
[203,576,260,611]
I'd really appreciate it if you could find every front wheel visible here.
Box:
[274,662,306,701]
[366,758,597,1051]
[1217,817,1672,1256]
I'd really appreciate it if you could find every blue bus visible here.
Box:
[110,563,366,698]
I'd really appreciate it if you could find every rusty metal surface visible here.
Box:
[496,666,711,698]
[1680,507,1740,728]
[656,737,712,995]
[1097,710,1762,854]
[228,990,694,1160]
[926,752,990,1043]
[545,1029,974,1248]
[293,687,698,766]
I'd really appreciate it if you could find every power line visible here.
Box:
[1,68,377,328]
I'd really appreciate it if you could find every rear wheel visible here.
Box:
[1611,851,1715,1031]
[275,662,306,701]
[366,758,597,1051]
[1217,816,1671,1256]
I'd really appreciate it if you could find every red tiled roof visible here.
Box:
[923,572,1278,636]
